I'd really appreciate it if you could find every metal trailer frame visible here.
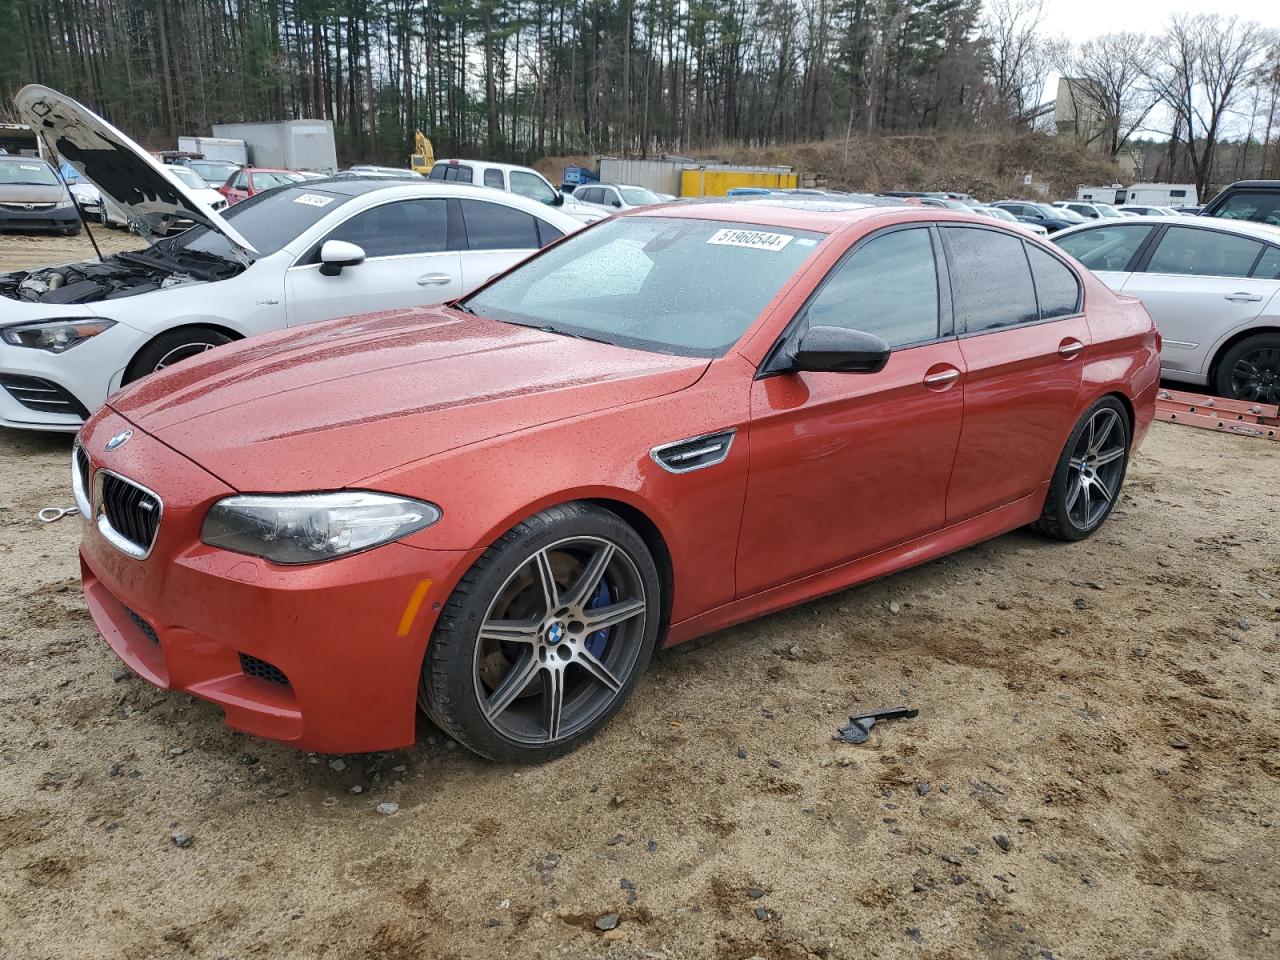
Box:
[1155,388,1279,442]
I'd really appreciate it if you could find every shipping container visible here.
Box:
[177,136,248,165]
[211,119,337,173]
[599,156,797,197]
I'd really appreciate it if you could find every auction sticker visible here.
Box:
[293,193,336,207]
[706,228,793,252]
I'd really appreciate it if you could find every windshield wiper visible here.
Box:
[527,323,614,345]
[451,301,477,315]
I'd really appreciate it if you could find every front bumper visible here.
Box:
[0,323,148,431]
[77,410,476,753]
[0,205,79,232]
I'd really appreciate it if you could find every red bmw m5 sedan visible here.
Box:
[73,199,1160,761]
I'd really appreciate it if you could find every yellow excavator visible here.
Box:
[410,131,434,175]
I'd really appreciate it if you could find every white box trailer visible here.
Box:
[1122,183,1198,208]
[1075,184,1126,205]
[211,119,337,173]
[598,157,689,196]
[177,136,247,165]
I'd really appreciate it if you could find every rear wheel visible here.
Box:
[1215,333,1280,405]
[123,326,235,384]
[420,503,661,763]
[1034,397,1130,541]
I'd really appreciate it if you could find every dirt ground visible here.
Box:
[0,234,1277,960]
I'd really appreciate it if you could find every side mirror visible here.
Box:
[611,199,622,208]
[319,240,366,276]
[551,192,565,207]
[790,326,891,374]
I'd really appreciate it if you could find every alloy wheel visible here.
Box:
[153,341,219,371]
[1229,346,1280,405]
[472,536,648,746]
[1065,407,1126,530]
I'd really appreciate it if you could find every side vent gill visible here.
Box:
[650,429,737,474]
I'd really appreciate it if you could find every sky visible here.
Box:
[1027,0,1275,139]
[1036,0,1274,45]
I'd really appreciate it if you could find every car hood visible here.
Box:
[107,306,709,490]
[14,85,254,255]
[0,182,67,204]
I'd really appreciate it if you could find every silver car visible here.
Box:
[1053,217,1280,403]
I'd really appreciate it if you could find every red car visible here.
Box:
[218,166,305,204]
[73,201,1160,761]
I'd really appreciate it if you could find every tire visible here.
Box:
[1214,333,1280,406]
[420,502,662,763]
[1034,396,1130,542]
[123,326,235,384]
[63,226,81,237]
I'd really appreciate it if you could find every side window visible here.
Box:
[233,171,248,190]
[943,227,1038,334]
[483,168,505,190]
[1212,193,1280,225]
[312,199,447,260]
[583,188,603,204]
[1252,247,1280,279]
[536,220,565,247]
[428,164,447,181]
[1145,226,1264,278]
[805,228,939,347]
[603,189,621,207]
[1054,224,1152,272]
[460,199,540,250]
[510,171,555,203]
[1026,245,1082,319]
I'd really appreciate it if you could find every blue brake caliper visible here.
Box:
[584,579,612,657]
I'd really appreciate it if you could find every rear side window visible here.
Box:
[439,164,473,184]
[313,199,447,260]
[806,228,939,347]
[1145,226,1264,279]
[943,227,1038,334]
[1054,224,1152,273]
[460,199,540,250]
[1026,245,1081,318]
[536,220,565,247]
[1253,247,1280,279]
[483,168,505,189]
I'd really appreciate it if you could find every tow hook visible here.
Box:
[37,506,78,523]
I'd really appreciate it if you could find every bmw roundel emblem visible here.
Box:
[105,429,133,451]
[547,623,564,645]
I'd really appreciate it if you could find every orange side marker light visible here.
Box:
[396,579,434,637]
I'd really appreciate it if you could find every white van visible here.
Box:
[429,159,605,223]
[1075,185,1125,205]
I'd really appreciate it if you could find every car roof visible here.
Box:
[1055,215,1280,243]
[625,196,990,233]
[435,158,544,176]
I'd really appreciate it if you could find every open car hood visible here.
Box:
[14,85,256,255]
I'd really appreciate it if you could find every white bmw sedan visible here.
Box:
[0,86,584,432]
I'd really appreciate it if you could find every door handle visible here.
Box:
[923,367,961,388]
[1058,339,1085,359]
[417,273,453,286]
[1224,292,1263,303]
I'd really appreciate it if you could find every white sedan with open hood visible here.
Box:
[0,85,585,432]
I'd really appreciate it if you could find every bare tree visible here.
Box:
[1055,33,1160,159]
[1148,14,1274,198]
[980,0,1051,128]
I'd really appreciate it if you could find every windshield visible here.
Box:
[465,216,825,357]
[1041,204,1083,222]
[0,157,59,186]
[167,166,206,190]
[620,187,660,206]
[985,207,1018,223]
[1094,203,1123,218]
[255,171,306,190]
[162,184,355,261]
[188,161,240,185]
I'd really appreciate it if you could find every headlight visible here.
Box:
[55,197,76,210]
[201,492,441,564]
[1,319,116,353]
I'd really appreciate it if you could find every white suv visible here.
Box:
[429,159,605,223]
[572,183,663,212]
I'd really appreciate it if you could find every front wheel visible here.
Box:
[421,503,661,762]
[123,326,235,384]
[1034,397,1130,541]
[1215,333,1280,405]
